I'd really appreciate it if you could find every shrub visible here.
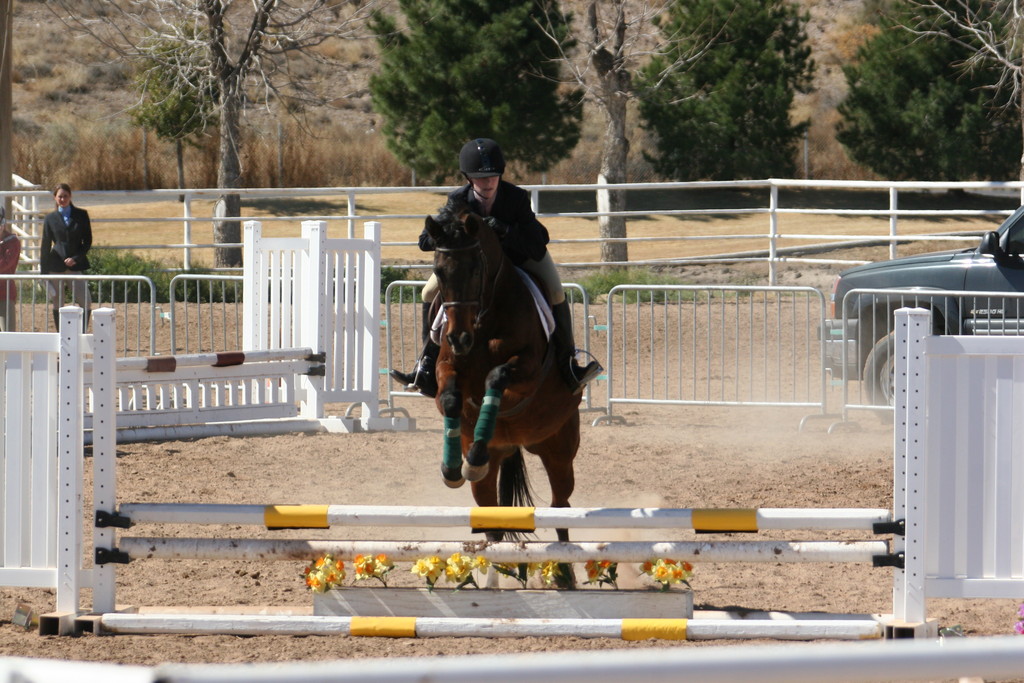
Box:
[576,267,684,303]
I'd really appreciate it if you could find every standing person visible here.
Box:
[40,183,92,331]
[390,138,601,397]
[0,206,21,332]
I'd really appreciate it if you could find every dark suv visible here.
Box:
[824,204,1024,404]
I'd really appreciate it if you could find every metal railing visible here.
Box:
[167,274,244,355]
[598,285,829,425]
[0,274,157,356]
[832,288,1024,421]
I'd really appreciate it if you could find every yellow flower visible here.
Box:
[411,556,444,585]
[303,553,346,592]
[532,560,560,586]
[641,558,694,590]
[445,552,475,584]
[472,556,490,573]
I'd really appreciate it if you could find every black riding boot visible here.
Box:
[390,301,440,397]
[551,301,602,393]
[390,340,439,398]
[52,310,60,332]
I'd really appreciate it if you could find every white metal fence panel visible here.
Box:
[601,285,828,422]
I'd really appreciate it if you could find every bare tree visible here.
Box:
[907,1,1024,180]
[537,1,710,263]
[49,0,380,267]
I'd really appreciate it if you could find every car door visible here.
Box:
[962,215,1024,334]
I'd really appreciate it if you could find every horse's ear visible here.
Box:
[425,215,443,242]
[464,213,482,239]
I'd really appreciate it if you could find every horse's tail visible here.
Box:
[499,447,534,509]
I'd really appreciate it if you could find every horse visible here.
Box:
[424,204,581,565]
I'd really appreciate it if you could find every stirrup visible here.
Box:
[568,350,603,393]
[573,360,602,387]
[389,363,437,398]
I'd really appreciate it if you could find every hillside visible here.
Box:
[9,0,873,186]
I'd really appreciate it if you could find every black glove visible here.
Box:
[483,216,512,239]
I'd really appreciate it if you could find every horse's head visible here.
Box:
[426,203,503,356]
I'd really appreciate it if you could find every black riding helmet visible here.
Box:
[459,138,505,178]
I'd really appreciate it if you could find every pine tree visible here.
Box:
[636,0,813,181]
[369,0,581,182]
[837,4,1020,181]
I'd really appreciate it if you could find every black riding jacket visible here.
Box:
[417,181,549,266]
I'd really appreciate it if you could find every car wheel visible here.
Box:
[863,332,895,406]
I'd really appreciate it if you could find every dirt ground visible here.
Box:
[0,390,1018,670]
[0,260,1020,677]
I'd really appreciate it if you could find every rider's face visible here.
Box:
[470,175,499,200]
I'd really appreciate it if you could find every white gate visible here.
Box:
[243,220,388,428]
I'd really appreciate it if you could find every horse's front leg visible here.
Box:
[463,363,513,483]
[438,370,465,488]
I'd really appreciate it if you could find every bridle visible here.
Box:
[435,236,505,329]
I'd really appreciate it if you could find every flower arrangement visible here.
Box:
[303,554,693,593]
[1015,603,1024,635]
[411,553,490,591]
[302,553,346,593]
[353,553,394,586]
[641,558,694,591]
[444,553,490,590]
[584,560,618,588]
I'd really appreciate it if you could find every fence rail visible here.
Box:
[4,179,1021,280]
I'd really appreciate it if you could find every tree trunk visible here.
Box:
[588,0,631,264]
[598,91,629,263]
[214,87,243,268]
[176,138,185,203]
[1019,84,1024,183]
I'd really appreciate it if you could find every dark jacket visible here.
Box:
[40,205,92,273]
[418,181,549,266]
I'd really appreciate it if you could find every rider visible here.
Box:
[390,137,602,398]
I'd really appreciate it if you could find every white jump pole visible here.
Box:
[98,613,883,641]
[116,537,888,564]
[116,503,891,531]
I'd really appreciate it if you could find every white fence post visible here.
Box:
[359,221,382,425]
[55,306,84,633]
[300,220,327,419]
[242,220,261,350]
[892,308,930,626]
[89,308,117,614]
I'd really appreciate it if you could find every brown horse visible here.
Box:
[424,204,581,551]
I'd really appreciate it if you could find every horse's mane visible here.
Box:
[431,199,494,251]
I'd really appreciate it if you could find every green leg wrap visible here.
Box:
[443,416,462,471]
[473,389,502,443]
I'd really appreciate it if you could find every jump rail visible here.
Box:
[107,538,889,565]
[112,503,891,532]
[98,613,883,641]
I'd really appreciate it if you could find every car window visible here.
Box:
[1005,215,1024,255]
